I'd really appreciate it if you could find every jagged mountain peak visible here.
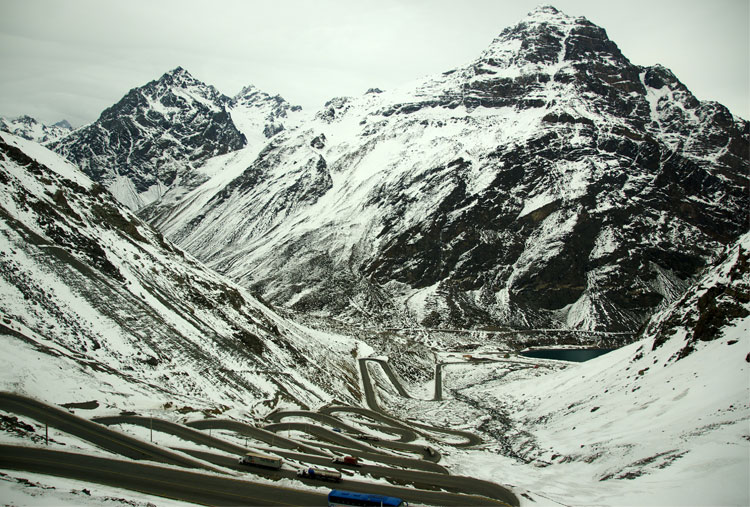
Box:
[351,5,637,119]
[136,66,226,111]
[231,83,292,110]
[0,114,73,144]
[153,66,215,93]
[49,67,246,211]
[478,4,628,74]
[151,5,748,333]
[525,4,565,20]
[228,83,304,140]
[166,65,188,75]
[52,119,73,129]
[14,114,37,124]
[89,67,228,130]
[159,65,192,81]
[234,83,263,99]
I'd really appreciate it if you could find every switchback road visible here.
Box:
[358,359,483,446]
[0,352,520,507]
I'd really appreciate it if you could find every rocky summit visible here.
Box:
[0,115,73,144]
[148,6,748,333]
[49,67,247,211]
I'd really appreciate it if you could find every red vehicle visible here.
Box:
[332,455,361,467]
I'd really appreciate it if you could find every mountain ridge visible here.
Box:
[148,6,748,333]
[0,130,360,416]
[0,115,73,144]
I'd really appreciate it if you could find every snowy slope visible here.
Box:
[449,232,750,506]
[0,116,72,144]
[153,6,749,332]
[229,84,305,142]
[0,131,362,418]
[138,83,307,228]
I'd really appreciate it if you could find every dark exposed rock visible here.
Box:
[646,240,749,359]
[49,68,246,210]
[310,133,326,149]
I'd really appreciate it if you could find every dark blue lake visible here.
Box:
[520,348,614,362]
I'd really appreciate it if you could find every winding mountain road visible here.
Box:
[0,444,326,506]
[0,354,520,506]
[0,392,217,471]
[358,358,483,446]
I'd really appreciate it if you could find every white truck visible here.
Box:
[238,451,282,469]
[296,467,342,482]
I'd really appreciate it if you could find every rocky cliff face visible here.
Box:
[0,115,72,144]
[118,7,750,332]
[48,68,247,211]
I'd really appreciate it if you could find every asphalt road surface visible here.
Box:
[0,392,216,471]
[175,447,513,506]
[0,353,521,507]
[0,444,328,506]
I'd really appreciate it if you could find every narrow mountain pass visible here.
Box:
[174,447,512,505]
[263,412,438,461]
[186,417,447,474]
[0,405,514,505]
[0,358,520,506]
[266,409,416,442]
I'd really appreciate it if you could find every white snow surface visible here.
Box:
[1,133,92,189]
[446,326,749,506]
[0,131,363,420]
[379,234,750,507]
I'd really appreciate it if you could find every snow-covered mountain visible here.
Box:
[137,82,306,226]
[0,115,73,144]
[229,84,305,141]
[0,131,361,416]
[48,68,249,211]
[440,231,749,506]
[152,6,749,332]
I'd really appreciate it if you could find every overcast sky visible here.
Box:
[1,0,748,127]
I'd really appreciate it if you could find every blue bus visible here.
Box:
[328,489,407,507]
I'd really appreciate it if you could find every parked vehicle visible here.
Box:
[297,467,342,482]
[332,455,361,467]
[238,451,282,469]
